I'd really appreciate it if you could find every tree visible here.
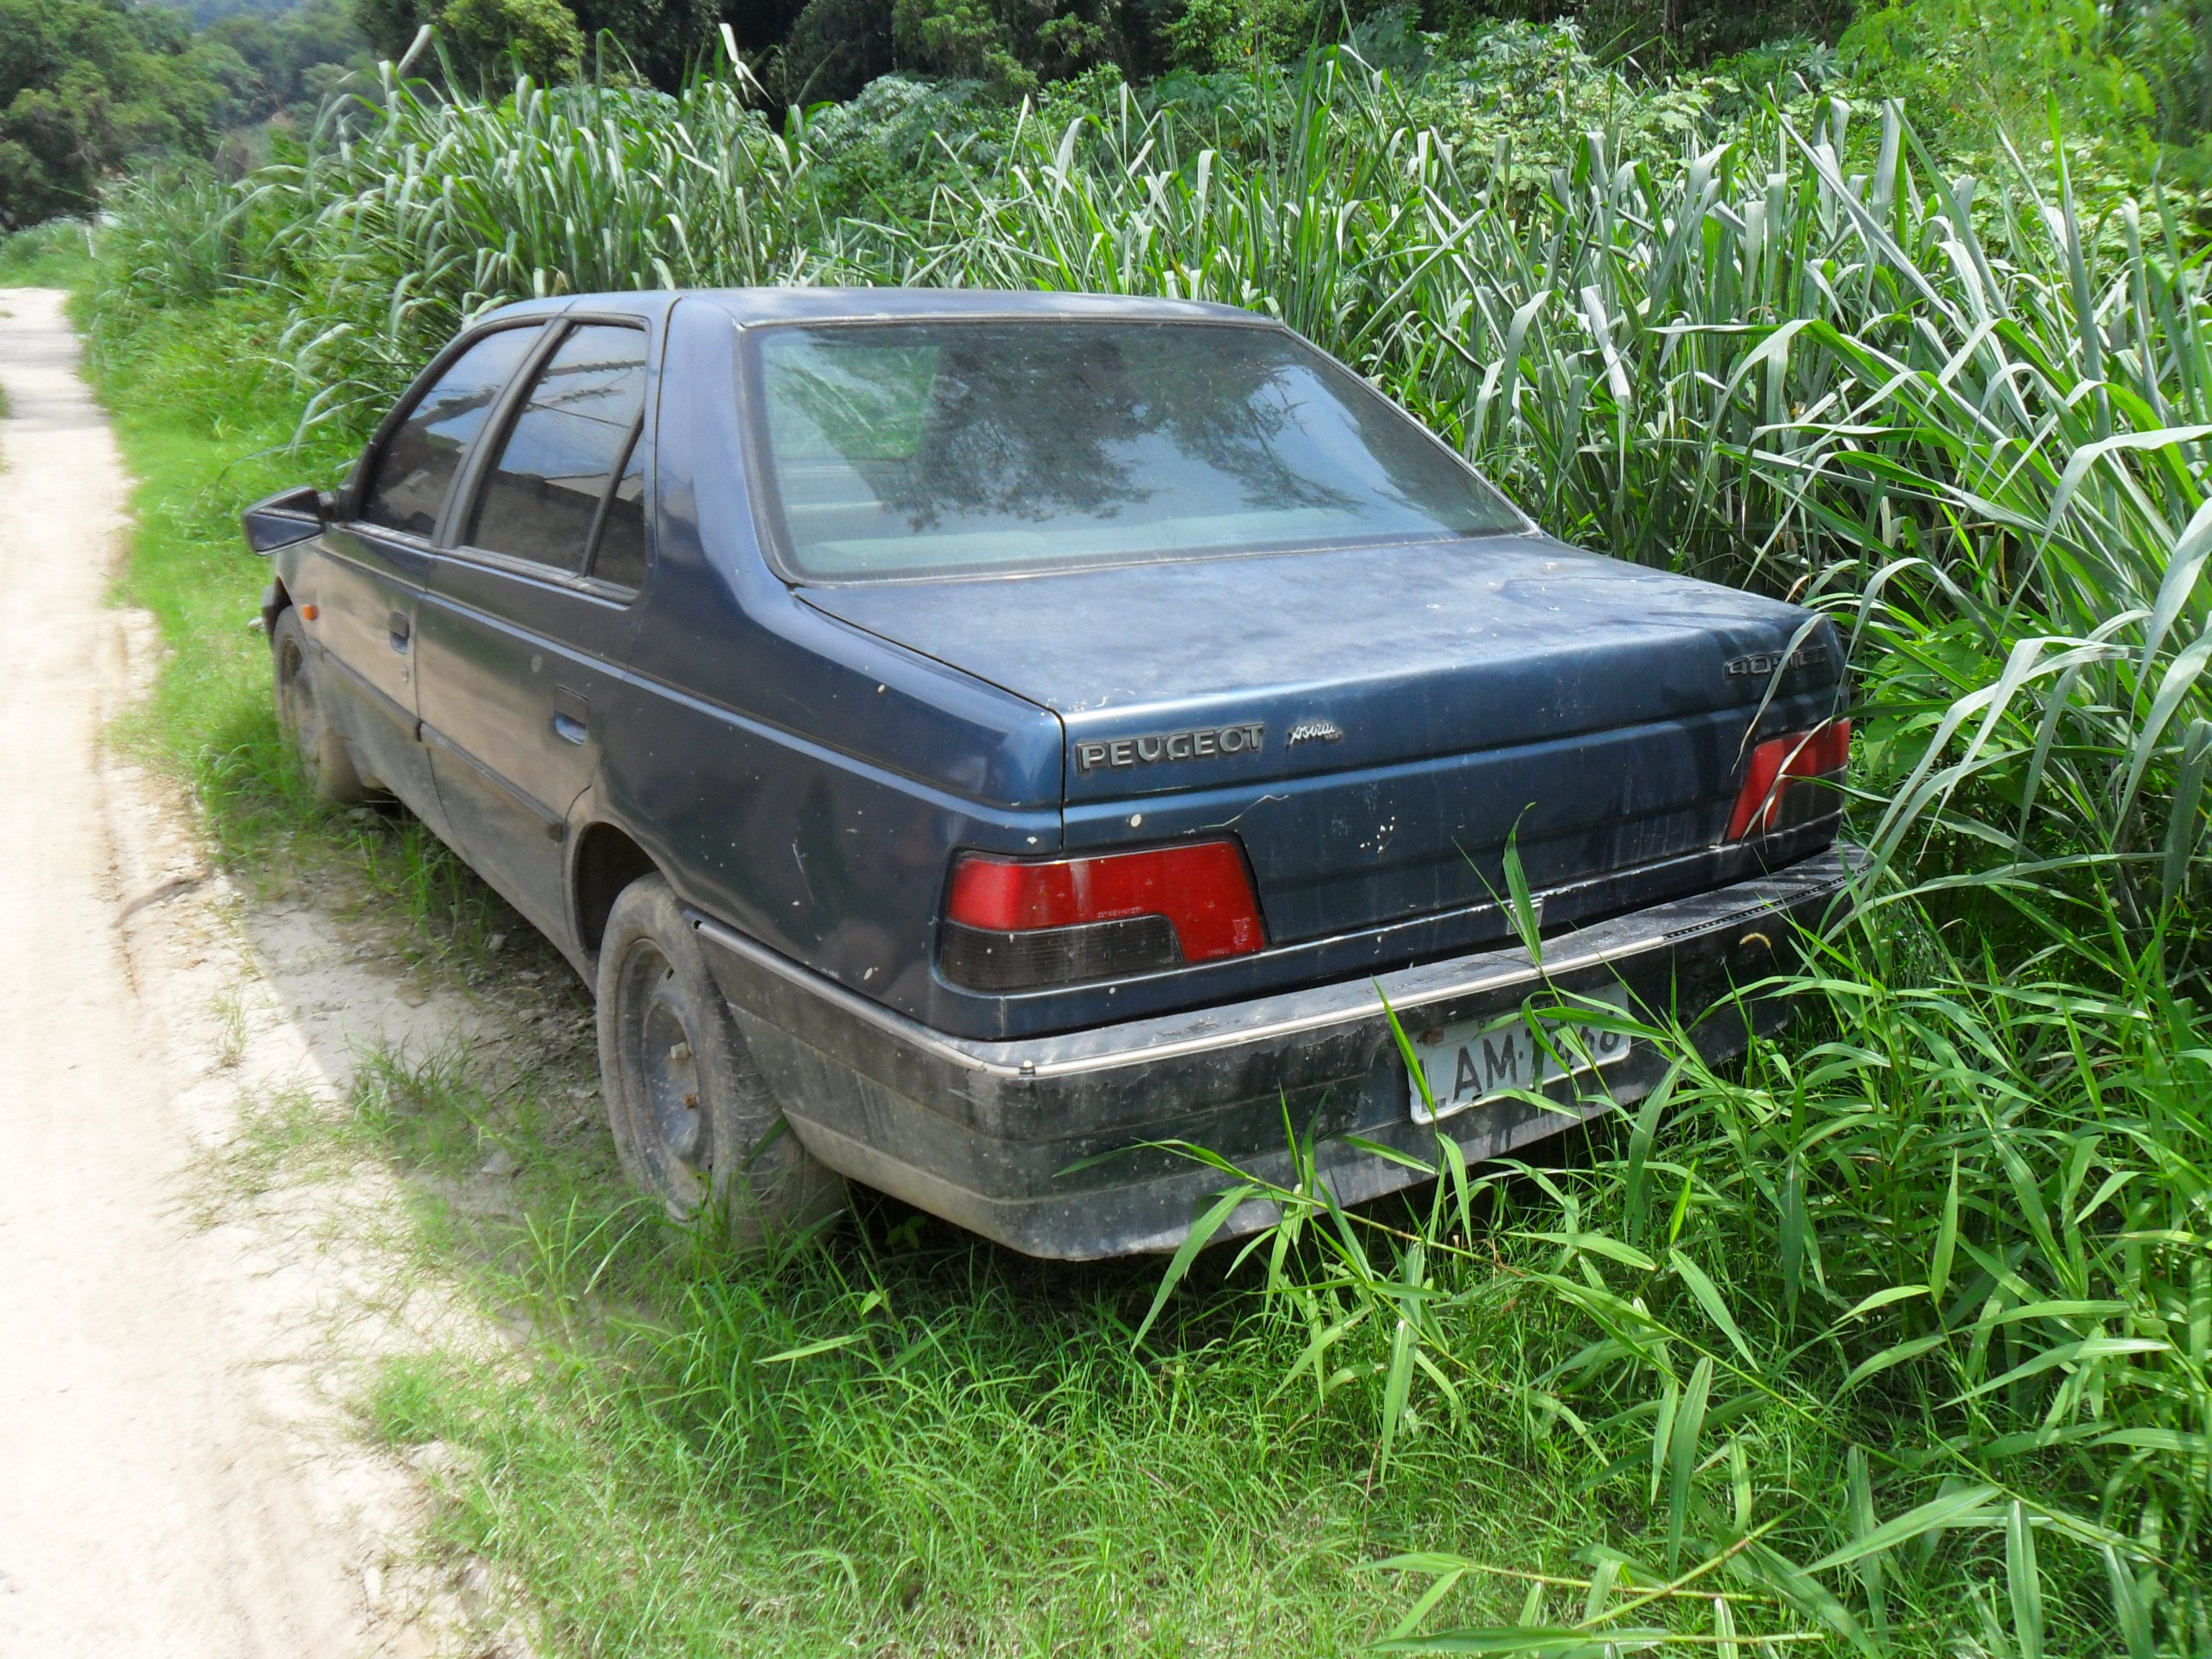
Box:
[0,0,246,229]
[441,0,588,78]
[354,0,719,87]
[199,0,374,125]
[574,0,722,85]
[771,0,894,97]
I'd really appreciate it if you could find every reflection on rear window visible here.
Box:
[751,321,1526,580]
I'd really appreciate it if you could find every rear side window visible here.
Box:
[590,430,649,590]
[361,325,544,538]
[467,323,649,578]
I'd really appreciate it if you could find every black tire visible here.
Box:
[271,608,372,806]
[595,873,843,1242]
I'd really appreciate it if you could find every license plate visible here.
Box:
[1407,987,1634,1125]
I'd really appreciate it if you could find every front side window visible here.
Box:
[749,320,1527,582]
[361,324,544,538]
[467,323,649,577]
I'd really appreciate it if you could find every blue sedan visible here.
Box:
[242,288,1851,1257]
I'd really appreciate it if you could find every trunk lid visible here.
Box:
[802,536,1842,943]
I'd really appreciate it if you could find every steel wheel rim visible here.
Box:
[619,939,707,1202]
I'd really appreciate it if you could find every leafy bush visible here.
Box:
[351,0,721,89]
[1166,0,1324,71]
[1840,0,2170,174]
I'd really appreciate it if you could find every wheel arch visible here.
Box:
[572,820,663,957]
[259,575,292,641]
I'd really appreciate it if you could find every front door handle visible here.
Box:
[388,610,411,652]
[552,712,587,746]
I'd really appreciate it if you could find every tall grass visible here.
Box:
[922,75,2212,927]
[96,61,2212,913]
[67,45,2212,1655]
[1146,912,2212,1653]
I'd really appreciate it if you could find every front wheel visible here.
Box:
[271,608,371,805]
[595,873,843,1242]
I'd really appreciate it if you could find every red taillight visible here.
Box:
[1727,721,1851,840]
[942,840,1265,991]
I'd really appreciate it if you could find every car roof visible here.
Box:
[476,287,1269,328]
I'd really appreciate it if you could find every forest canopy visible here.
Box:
[0,0,369,227]
[12,0,2212,229]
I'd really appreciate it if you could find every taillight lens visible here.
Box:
[940,840,1266,992]
[1727,721,1851,840]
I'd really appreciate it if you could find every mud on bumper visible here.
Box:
[691,849,1858,1259]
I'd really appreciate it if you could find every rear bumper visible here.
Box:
[691,848,1858,1259]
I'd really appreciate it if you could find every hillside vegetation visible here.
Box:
[29,32,2212,1659]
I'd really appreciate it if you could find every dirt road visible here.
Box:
[0,292,485,1655]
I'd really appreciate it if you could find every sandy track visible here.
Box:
[0,291,500,1655]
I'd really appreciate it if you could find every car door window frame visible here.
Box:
[443,313,654,604]
[343,318,554,543]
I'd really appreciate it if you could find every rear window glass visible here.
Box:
[362,324,543,538]
[467,322,647,575]
[749,320,1527,582]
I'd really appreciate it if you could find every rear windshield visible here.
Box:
[747,320,1527,581]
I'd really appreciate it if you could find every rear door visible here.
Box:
[317,323,547,823]
[415,319,653,946]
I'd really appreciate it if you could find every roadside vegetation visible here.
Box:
[9,9,2212,1653]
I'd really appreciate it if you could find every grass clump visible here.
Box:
[1157,907,2212,1653]
[0,219,96,289]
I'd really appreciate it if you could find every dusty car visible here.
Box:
[241,288,1852,1258]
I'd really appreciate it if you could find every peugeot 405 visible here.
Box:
[242,289,1852,1258]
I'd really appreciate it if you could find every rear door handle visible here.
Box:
[388,610,411,652]
[551,685,589,746]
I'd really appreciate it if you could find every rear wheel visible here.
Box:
[595,873,843,1241]
[271,608,371,805]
